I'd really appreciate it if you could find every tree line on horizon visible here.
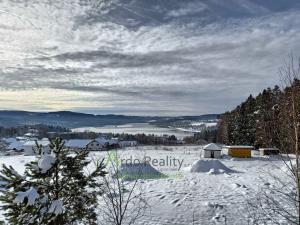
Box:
[0,125,70,138]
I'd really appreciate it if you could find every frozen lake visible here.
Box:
[71,123,195,139]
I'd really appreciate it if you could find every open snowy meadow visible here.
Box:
[0,146,290,225]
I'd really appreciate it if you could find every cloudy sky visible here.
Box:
[1,0,300,116]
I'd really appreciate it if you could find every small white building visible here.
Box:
[65,139,105,151]
[24,132,39,138]
[7,141,25,151]
[96,137,120,148]
[119,141,138,148]
[203,143,222,158]
[23,139,50,155]
[16,136,30,141]
[96,137,110,147]
[2,137,17,144]
[86,140,105,151]
[108,138,119,146]
[259,148,280,156]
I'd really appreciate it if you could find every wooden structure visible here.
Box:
[225,146,253,158]
[259,148,280,156]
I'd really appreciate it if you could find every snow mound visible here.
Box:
[188,160,235,175]
[203,143,221,151]
[116,163,166,180]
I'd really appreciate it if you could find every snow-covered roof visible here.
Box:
[65,139,93,148]
[259,148,279,151]
[23,140,50,147]
[96,137,109,145]
[225,146,254,149]
[7,141,24,151]
[24,132,38,137]
[16,136,30,141]
[203,143,221,151]
[2,137,17,144]
[108,138,119,145]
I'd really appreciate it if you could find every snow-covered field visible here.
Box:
[0,146,289,224]
[190,122,218,127]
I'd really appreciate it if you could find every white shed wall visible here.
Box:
[203,150,221,158]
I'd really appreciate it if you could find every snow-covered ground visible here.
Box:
[0,146,289,224]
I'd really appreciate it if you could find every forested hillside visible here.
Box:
[217,80,300,150]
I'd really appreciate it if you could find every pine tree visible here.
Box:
[231,94,257,145]
[218,86,284,148]
[217,112,230,144]
[0,138,107,225]
[254,87,282,148]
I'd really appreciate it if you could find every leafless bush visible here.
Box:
[96,151,149,225]
[247,55,300,224]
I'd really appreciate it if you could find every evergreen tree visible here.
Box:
[218,86,283,148]
[254,87,282,148]
[217,112,229,144]
[0,138,107,225]
[222,95,257,145]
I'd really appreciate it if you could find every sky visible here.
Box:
[1,0,300,116]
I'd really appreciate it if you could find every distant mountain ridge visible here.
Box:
[0,111,219,128]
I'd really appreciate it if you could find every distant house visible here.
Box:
[24,132,39,138]
[16,136,30,141]
[108,138,120,148]
[23,139,50,155]
[259,148,280,156]
[95,137,121,149]
[96,137,109,147]
[65,139,105,151]
[119,141,138,148]
[7,140,25,152]
[2,137,18,144]
[225,146,253,158]
[203,143,222,158]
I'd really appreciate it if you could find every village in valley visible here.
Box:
[0,113,295,224]
[1,130,279,158]
[2,131,138,156]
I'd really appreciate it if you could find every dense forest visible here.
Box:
[217,79,300,150]
[183,130,217,144]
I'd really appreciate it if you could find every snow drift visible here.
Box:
[188,159,236,175]
[115,163,166,180]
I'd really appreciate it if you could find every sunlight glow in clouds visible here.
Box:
[0,0,300,115]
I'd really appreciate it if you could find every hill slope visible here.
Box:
[0,111,219,128]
